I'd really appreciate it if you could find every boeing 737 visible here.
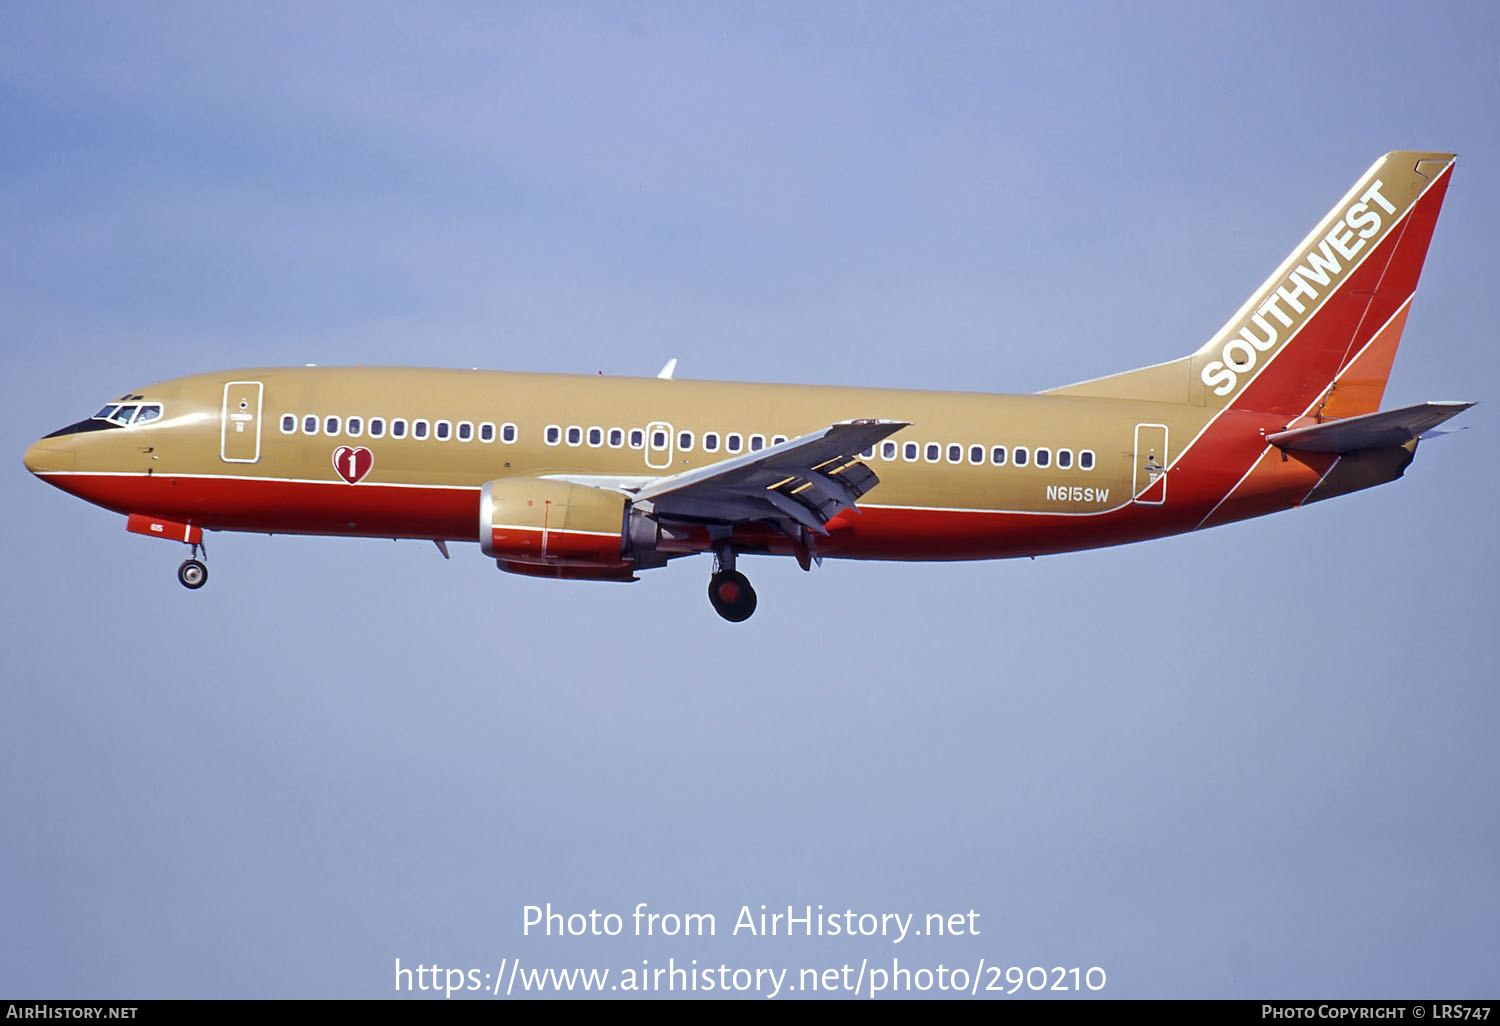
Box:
[24,151,1471,621]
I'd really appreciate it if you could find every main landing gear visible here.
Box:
[707,546,756,622]
[177,540,208,590]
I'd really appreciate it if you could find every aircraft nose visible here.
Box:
[24,436,74,476]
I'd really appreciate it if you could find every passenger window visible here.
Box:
[304,415,319,435]
[947,444,962,463]
[369,418,386,438]
[587,427,603,447]
[703,432,720,453]
[545,425,561,445]
[772,435,787,445]
[347,416,363,437]
[503,423,518,443]
[925,443,940,463]
[991,446,1006,466]
[726,433,743,453]
[325,416,341,436]
[904,442,918,462]
[1057,449,1072,469]
[882,441,898,460]
[391,419,408,439]
[969,445,984,465]
[607,427,623,448]
[457,421,473,442]
[413,420,429,439]
[1035,447,1050,468]
[1080,449,1095,470]
[1013,446,1028,466]
[749,434,765,451]
[862,446,875,459]
[678,431,694,451]
[566,426,582,446]
[629,429,644,449]
[651,428,667,449]
[479,422,494,442]
[436,420,451,441]
[281,414,296,434]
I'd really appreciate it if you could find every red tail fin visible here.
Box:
[1193,151,1454,419]
[1046,152,1455,415]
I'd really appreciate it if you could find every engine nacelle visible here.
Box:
[496,560,639,582]
[480,478,632,569]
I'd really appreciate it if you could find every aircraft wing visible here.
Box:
[1266,401,1474,454]
[630,419,910,536]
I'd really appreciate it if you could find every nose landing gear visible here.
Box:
[707,545,756,622]
[177,540,208,590]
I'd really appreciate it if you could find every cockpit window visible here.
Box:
[101,404,136,425]
[90,402,162,427]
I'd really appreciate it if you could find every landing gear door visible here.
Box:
[1132,423,1168,505]
[221,381,264,463]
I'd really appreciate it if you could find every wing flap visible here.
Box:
[632,419,910,534]
[1266,401,1473,454]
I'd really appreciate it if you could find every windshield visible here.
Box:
[91,402,162,427]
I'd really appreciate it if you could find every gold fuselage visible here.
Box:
[26,365,1231,561]
[21,153,1458,587]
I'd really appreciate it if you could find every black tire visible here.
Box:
[178,558,208,590]
[708,569,757,622]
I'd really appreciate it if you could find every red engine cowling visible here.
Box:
[480,478,631,570]
[495,560,639,582]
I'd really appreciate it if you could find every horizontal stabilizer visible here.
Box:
[1266,401,1474,454]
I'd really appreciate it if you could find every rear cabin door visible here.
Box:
[1132,423,1168,505]
[221,380,264,463]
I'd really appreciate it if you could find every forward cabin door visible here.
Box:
[221,380,264,463]
[1132,423,1168,505]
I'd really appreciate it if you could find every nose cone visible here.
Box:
[24,436,74,477]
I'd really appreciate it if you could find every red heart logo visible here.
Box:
[332,445,374,484]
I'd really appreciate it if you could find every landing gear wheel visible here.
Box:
[178,558,208,590]
[708,569,757,622]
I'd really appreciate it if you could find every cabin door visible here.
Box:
[221,380,264,463]
[1132,423,1168,505]
[645,421,674,470]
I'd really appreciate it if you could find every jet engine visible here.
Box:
[479,477,706,581]
[480,478,632,569]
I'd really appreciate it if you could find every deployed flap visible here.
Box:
[1266,401,1473,454]
[631,419,910,534]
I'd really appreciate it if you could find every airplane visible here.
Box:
[23,151,1471,622]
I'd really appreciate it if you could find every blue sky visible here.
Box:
[4,1,1498,999]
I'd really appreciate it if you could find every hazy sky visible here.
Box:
[4,1,1498,999]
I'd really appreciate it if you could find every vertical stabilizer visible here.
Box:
[1047,152,1455,415]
